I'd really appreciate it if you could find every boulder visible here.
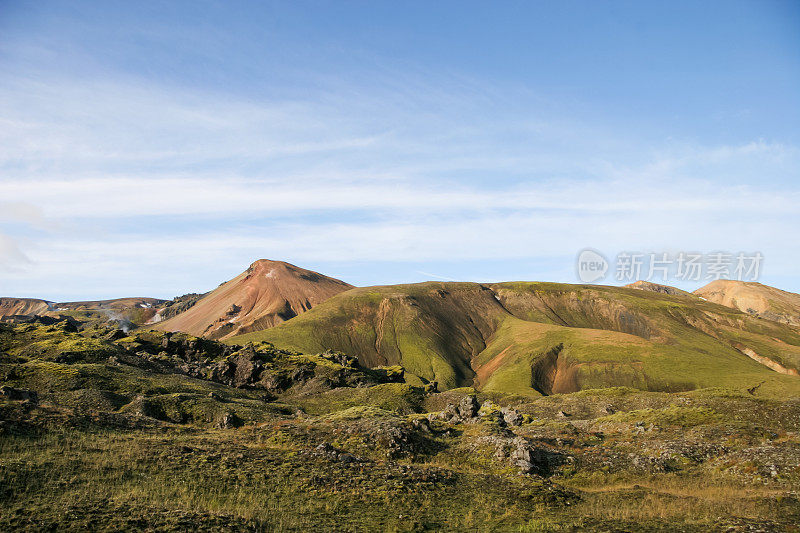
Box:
[311,442,363,464]
[260,373,291,392]
[510,438,565,476]
[211,345,264,388]
[103,328,128,340]
[319,350,358,368]
[290,364,315,383]
[457,395,480,419]
[216,412,242,429]
[0,386,38,404]
[500,407,524,426]
[434,395,482,423]
[484,410,507,427]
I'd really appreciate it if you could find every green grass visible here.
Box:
[292,383,426,416]
[0,427,578,532]
[5,284,800,531]
[2,313,800,531]
[597,405,723,427]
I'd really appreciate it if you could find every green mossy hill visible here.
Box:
[2,379,800,531]
[230,281,800,397]
[294,382,426,416]
[234,282,509,390]
[0,322,121,363]
[0,323,414,427]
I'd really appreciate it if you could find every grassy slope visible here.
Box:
[231,282,800,397]
[475,316,800,398]
[233,283,508,389]
[3,322,800,530]
[3,386,800,531]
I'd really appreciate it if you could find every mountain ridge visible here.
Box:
[231,280,800,397]
[153,259,353,339]
[694,279,800,327]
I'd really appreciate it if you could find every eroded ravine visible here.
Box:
[531,343,579,395]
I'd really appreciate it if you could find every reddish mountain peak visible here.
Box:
[155,260,353,339]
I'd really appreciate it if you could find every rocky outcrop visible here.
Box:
[432,396,525,428]
[509,438,565,476]
[216,412,243,429]
[309,442,363,464]
[625,281,690,297]
[211,345,266,388]
[0,385,38,404]
[434,395,480,424]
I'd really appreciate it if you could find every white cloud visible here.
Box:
[0,174,798,220]
[0,233,31,271]
[0,69,798,298]
[0,202,46,226]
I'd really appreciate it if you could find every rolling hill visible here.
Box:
[231,281,800,396]
[624,280,691,296]
[53,297,165,311]
[695,279,800,327]
[0,296,165,327]
[0,297,53,318]
[154,259,353,339]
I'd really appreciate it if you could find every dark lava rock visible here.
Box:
[457,396,480,419]
[0,386,38,404]
[211,346,264,388]
[500,407,523,426]
[310,442,364,464]
[434,395,482,424]
[510,438,566,476]
[104,329,128,341]
[216,412,242,429]
[319,350,358,368]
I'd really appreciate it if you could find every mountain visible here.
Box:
[624,280,691,296]
[154,259,353,339]
[54,297,167,327]
[0,296,167,329]
[0,297,53,318]
[694,280,800,327]
[231,281,800,396]
[53,297,165,311]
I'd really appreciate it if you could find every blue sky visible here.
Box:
[1,0,799,300]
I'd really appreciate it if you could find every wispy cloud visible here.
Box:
[0,66,798,298]
[0,233,31,272]
[1,172,797,220]
[415,271,462,282]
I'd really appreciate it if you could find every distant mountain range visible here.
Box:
[0,296,166,329]
[3,260,799,397]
